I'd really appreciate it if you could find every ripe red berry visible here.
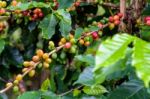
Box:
[92,31,99,39]
[118,13,123,18]
[33,14,38,19]
[113,15,120,21]
[38,12,44,18]
[114,20,120,25]
[109,16,114,22]
[64,42,71,49]
[145,16,150,22]
[146,20,150,26]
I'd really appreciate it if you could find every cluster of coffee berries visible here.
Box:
[22,8,44,21]
[0,21,6,32]
[52,0,59,10]
[79,31,100,47]
[108,13,123,30]
[0,1,7,8]
[144,16,150,26]
[58,34,76,47]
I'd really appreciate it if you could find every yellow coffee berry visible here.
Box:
[32,55,40,62]
[23,61,30,67]
[84,41,90,46]
[36,49,44,57]
[60,38,66,44]
[29,70,35,77]
[69,34,74,39]
[43,62,49,68]
[79,39,84,45]
[42,53,49,60]
[45,58,52,64]
[58,42,63,46]
[6,82,13,87]
[29,61,35,67]
[16,74,22,81]
[14,80,19,85]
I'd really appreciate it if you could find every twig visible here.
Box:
[59,85,83,97]
[102,2,119,9]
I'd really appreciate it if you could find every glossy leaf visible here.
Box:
[41,91,61,99]
[94,33,133,72]
[74,54,95,66]
[75,27,84,40]
[74,66,95,86]
[83,85,108,95]
[58,0,74,9]
[108,80,150,99]
[132,37,150,87]
[56,9,72,38]
[17,91,41,99]
[39,14,58,39]
[41,79,50,91]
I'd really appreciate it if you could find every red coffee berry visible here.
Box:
[114,20,120,25]
[145,16,150,22]
[113,15,120,21]
[92,31,99,39]
[109,16,114,22]
[146,20,150,26]
[64,42,71,49]
[38,12,44,18]
[118,13,123,18]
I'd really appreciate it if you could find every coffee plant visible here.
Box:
[0,0,150,99]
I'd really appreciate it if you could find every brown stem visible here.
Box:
[119,0,127,32]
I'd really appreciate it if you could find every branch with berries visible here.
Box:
[0,11,124,93]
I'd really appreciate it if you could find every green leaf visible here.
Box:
[74,66,95,86]
[140,26,150,41]
[59,19,71,38]
[41,79,50,91]
[132,37,150,87]
[108,80,150,99]
[55,9,72,38]
[73,89,81,97]
[83,85,108,96]
[0,39,5,54]
[97,5,105,16]
[58,0,74,9]
[95,49,132,84]
[41,91,61,99]
[17,91,41,99]
[94,33,133,72]
[75,27,84,40]
[7,1,49,10]
[39,14,58,39]
[74,54,95,66]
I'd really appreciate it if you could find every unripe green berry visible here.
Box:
[51,53,57,59]
[13,86,19,92]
